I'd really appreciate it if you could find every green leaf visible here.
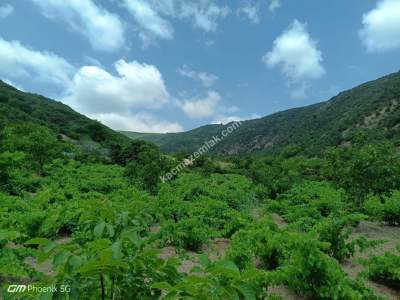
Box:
[0,230,20,243]
[25,238,51,246]
[69,255,82,269]
[236,283,256,300]
[53,250,68,266]
[111,241,122,259]
[207,260,240,277]
[94,221,106,238]
[106,224,115,237]
[77,259,128,276]
[151,282,172,291]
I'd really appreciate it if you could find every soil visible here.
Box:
[342,221,400,300]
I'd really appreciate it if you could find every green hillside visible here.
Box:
[122,71,400,155]
[1,75,400,299]
[0,80,129,158]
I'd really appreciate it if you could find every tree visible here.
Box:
[121,140,165,193]
[325,142,400,207]
[0,123,62,172]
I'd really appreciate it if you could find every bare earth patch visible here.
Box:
[342,221,400,300]
[23,236,72,276]
[271,213,288,229]
[268,285,304,300]
[159,238,231,273]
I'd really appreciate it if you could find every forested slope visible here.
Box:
[0,80,129,158]
[122,71,400,155]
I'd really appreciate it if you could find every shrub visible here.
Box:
[268,181,347,226]
[364,191,400,226]
[313,214,374,262]
[362,245,400,289]
[282,235,379,299]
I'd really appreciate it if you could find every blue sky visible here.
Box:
[1,0,400,132]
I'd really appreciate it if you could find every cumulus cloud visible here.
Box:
[178,65,218,87]
[0,33,181,132]
[237,2,260,24]
[122,0,174,45]
[262,20,325,98]
[30,0,124,52]
[269,0,281,13]
[0,3,13,19]
[359,0,400,53]
[61,60,182,132]
[89,112,183,133]
[179,91,220,119]
[62,60,169,114]
[0,37,74,87]
[263,20,325,82]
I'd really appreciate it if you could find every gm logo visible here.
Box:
[7,285,27,293]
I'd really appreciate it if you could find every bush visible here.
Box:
[227,216,282,270]
[313,214,374,262]
[382,192,400,226]
[364,191,400,226]
[282,235,379,299]
[0,123,63,171]
[362,244,400,289]
[268,181,347,226]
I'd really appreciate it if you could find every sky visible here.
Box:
[0,0,400,133]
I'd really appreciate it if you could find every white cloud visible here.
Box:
[262,20,325,98]
[1,78,24,91]
[0,3,13,19]
[269,0,281,13]
[180,91,220,119]
[0,37,74,87]
[122,0,229,45]
[90,112,183,133]
[122,0,174,45]
[359,0,400,53]
[62,59,169,114]
[0,34,181,133]
[179,1,230,32]
[212,113,260,124]
[237,2,260,24]
[30,0,124,52]
[212,115,242,124]
[61,60,181,132]
[178,65,218,87]
[263,20,325,82]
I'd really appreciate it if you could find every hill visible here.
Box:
[121,71,400,155]
[0,80,129,156]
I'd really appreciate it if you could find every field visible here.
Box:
[0,122,400,300]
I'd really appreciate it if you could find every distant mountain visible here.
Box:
[121,71,400,155]
[0,80,129,155]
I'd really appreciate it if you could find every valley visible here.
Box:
[0,75,399,299]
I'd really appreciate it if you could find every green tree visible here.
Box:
[0,123,62,172]
[325,142,400,207]
[122,140,165,193]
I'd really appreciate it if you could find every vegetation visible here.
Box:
[1,76,400,299]
[121,71,400,155]
[362,244,400,289]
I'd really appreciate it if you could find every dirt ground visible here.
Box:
[342,221,400,300]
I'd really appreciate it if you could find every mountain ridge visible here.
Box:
[121,71,400,155]
[0,80,130,157]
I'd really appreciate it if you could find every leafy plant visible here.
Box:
[362,244,400,289]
